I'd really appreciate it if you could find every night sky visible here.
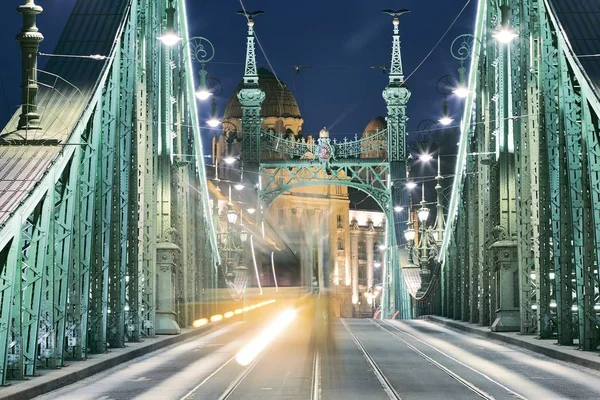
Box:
[0,0,476,202]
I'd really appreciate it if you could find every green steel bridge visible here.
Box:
[0,0,598,387]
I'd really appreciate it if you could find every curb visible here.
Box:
[426,316,600,372]
[0,325,214,400]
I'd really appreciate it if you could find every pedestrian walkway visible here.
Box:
[0,325,213,400]
[427,316,600,371]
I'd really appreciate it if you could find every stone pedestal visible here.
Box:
[490,240,520,332]
[156,242,181,335]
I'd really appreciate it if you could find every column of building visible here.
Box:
[350,219,360,305]
[366,221,375,293]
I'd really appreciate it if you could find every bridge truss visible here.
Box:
[440,0,600,350]
[0,0,219,383]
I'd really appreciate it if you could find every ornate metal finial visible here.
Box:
[17,0,44,131]
[382,9,409,85]
[237,10,264,85]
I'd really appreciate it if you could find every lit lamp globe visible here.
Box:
[419,153,434,163]
[195,88,212,101]
[158,30,182,47]
[227,204,238,224]
[493,29,518,44]
[404,227,416,242]
[438,116,454,126]
[158,0,182,47]
[207,117,221,128]
[417,206,430,222]
[406,181,417,190]
[240,228,248,242]
[453,86,470,98]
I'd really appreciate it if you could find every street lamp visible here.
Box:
[239,227,248,243]
[158,0,182,46]
[206,99,221,128]
[419,153,434,163]
[436,76,456,126]
[224,156,237,165]
[195,65,213,100]
[493,4,518,44]
[227,202,238,224]
[417,185,430,222]
[404,209,416,242]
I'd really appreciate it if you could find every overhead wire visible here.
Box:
[403,0,472,84]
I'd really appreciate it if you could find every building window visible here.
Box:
[359,266,366,279]
[337,215,343,229]
[358,241,366,259]
[337,238,344,250]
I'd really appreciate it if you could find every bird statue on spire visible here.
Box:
[236,10,265,21]
[382,9,410,18]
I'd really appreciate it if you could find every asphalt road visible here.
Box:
[33,311,600,400]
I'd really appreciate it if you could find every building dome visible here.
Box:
[363,116,387,137]
[223,68,301,119]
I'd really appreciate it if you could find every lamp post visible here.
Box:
[493,3,518,44]
[416,184,431,296]
[450,34,482,99]
[219,185,248,278]
[436,75,457,126]
[157,0,182,46]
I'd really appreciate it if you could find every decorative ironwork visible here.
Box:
[188,36,215,64]
[450,34,479,62]
[260,129,387,160]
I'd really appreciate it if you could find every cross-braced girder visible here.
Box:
[0,0,221,383]
[439,0,600,350]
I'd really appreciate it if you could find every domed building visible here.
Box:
[212,69,385,318]
[213,68,304,165]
